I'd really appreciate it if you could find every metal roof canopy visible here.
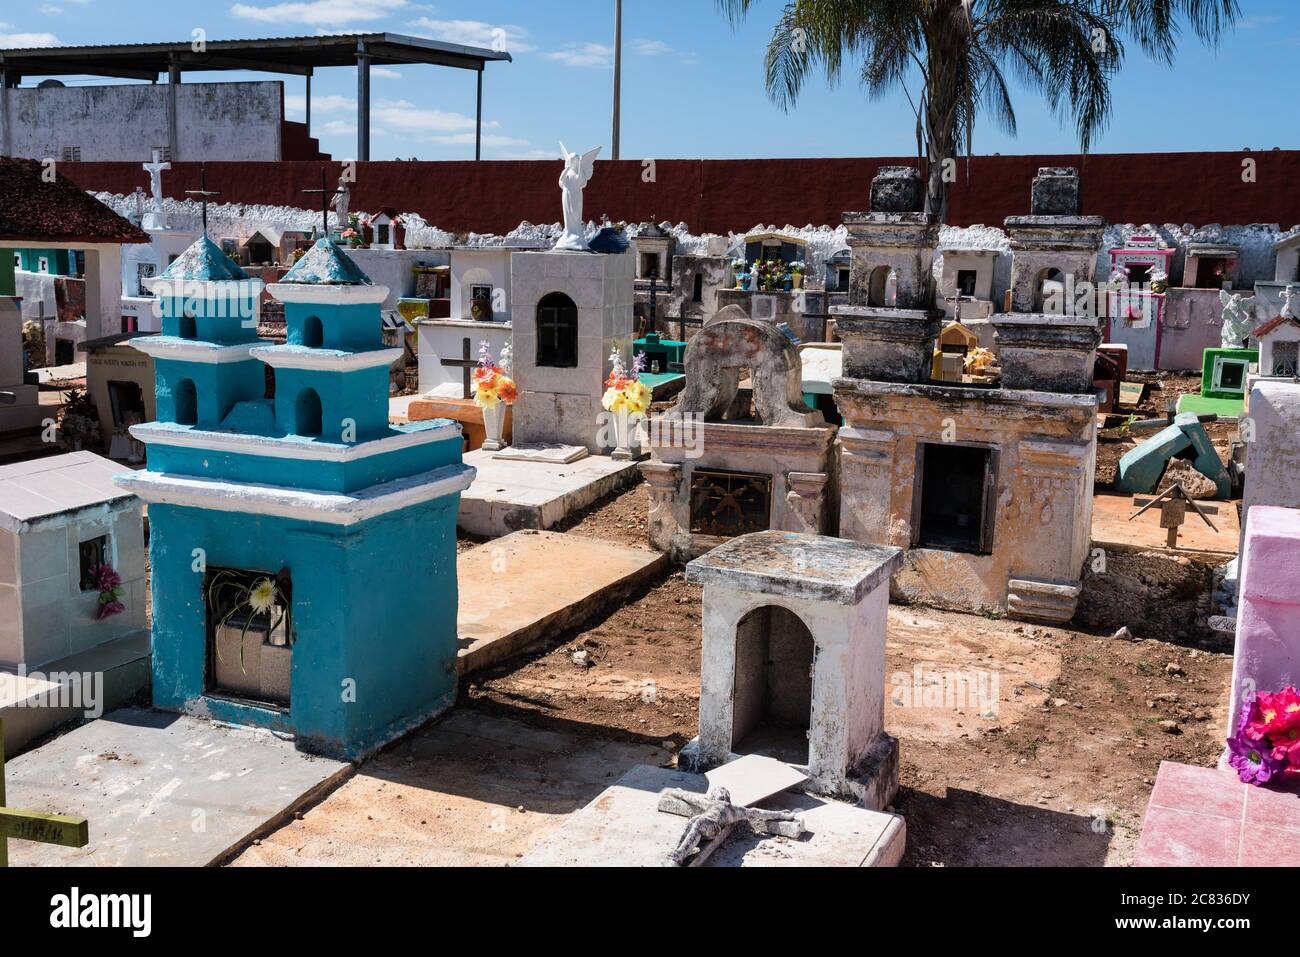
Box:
[0,33,512,161]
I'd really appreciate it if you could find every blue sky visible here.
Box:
[3,0,1297,161]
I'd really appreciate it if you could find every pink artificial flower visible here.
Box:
[96,600,125,620]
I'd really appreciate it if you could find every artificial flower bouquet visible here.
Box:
[472,341,516,408]
[1227,687,1300,785]
[602,349,652,416]
[92,564,125,620]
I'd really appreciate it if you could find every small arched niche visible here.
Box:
[294,387,322,437]
[301,315,324,349]
[731,604,815,765]
[174,377,198,425]
[868,265,898,308]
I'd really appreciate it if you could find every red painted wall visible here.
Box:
[62,151,1300,236]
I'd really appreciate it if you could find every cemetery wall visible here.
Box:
[5,81,284,162]
[61,150,1300,235]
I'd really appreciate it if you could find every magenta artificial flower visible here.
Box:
[1228,691,1288,783]
[96,600,125,621]
[93,564,122,591]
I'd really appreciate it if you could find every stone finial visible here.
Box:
[665,307,821,427]
[870,166,924,214]
[1030,167,1082,216]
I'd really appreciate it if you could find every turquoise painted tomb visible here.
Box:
[117,237,474,759]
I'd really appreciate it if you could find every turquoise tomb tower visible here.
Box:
[119,237,473,759]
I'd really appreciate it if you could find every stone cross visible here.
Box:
[0,719,89,866]
[142,149,170,213]
[657,786,806,867]
[441,337,477,399]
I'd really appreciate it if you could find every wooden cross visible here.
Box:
[1130,482,1219,549]
[301,166,341,239]
[184,164,221,236]
[441,337,477,400]
[0,719,89,866]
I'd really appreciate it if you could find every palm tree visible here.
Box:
[718,0,1239,221]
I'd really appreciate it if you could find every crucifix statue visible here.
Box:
[185,165,221,237]
[0,718,89,866]
[657,785,807,867]
[142,148,170,214]
[441,337,477,400]
[301,166,342,240]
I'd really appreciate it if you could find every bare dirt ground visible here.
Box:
[458,480,1233,866]
[238,460,1235,866]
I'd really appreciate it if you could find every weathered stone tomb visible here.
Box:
[679,531,904,810]
[640,305,836,562]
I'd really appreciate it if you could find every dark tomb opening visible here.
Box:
[731,606,814,765]
[916,442,997,554]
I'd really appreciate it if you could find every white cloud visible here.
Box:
[631,39,672,56]
[631,37,696,63]
[371,66,401,79]
[1239,15,1282,29]
[230,0,407,27]
[371,98,495,134]
[407,17,534,53]
[0,29,61,47]
[545,43,614,68]
[494,148,561,161]
[425,132,529,147]
[320,119,357,135]
[284,93,357,115]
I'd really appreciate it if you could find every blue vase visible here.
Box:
[741,276,752,290]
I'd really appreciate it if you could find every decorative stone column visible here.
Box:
[991,314,1103,393]
[639,460,682,555]
[783,471,829,533]
[833,309,943,384]
[1004,168,1105,314]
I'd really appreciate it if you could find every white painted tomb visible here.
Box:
[678,531,904,810]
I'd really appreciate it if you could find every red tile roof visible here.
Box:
[1252,313,1300,339]
[0,157,149,244]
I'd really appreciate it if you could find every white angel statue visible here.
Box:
[1219,289,1255,349]
[555,142,601,251]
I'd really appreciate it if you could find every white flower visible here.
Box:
[248,578,277,615]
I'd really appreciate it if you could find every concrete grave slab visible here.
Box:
[704,754,808,808]
[492,443,589,465]
[2,708,350,867]
[0,630,150,755]
[458,448,641,537]
[457,531,667,674]
[230,710,671,867]
[519,764,905,867]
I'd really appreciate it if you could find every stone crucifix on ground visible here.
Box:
[0,719,89,866]
[656,754,810,867]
